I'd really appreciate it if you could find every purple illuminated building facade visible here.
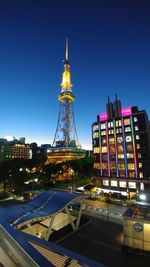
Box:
[92,97,150,198]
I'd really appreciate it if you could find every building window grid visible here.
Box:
[99,123,103,176]
[130,116,138,178]
[121,117,128,177]
[106,121,110,176]
[94,107,149,184]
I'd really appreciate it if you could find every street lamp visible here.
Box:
[139,194,146,201]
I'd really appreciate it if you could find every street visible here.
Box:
[57,216,150,267]
[84,199,127,224]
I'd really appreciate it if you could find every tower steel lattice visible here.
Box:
[52,39,80,148]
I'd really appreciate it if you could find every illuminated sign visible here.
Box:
[99,106,132,121]
[99,113,108,122]
[121,107,132,117]
[134,223,143,232]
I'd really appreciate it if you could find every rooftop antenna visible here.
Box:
[115,93,118,101]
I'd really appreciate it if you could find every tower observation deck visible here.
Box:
[46,39,86,164]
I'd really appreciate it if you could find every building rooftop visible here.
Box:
[0,190,105,267]
[0,219,104,267]
[0,190,85,228]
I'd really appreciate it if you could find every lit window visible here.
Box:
[103,180,109,186]
[116,128,122,133]
[129,182,136,188]
[117,137,123,143]
[135,125,139,131]
[136,135,140,140]
[129,172,135,177]
[118,154,124,159]
[93,147,100,153]
[110,146,115,153]
[93,132,99,138]
[109,137,115,143]
[102,139,106,145]
[118,163,125,170]
[108,121,113,128]
[101,123,106,130]
[116,120,122,127]
[119,170,125,177]
[118,145,124,152]
[102,146,107,153]
[134,117,138,122]
[110,162,116,169]
[119,181,126,188]
[93,140,96,146]
[139,162,142,168]
[101,130,106,136]
[94,163,100,169]
[137,144,140,149]
[125,126,131,132]
[108,129,114,134]
[128,163,135,170]
[102,163,108,169]
[126,136,132,142]
[127,144,133,151]
[139,173,143,179]
[127,153,134,159]
[93,124,98,131]
[124,118,130,125]
[138,153,141,158]
[111,180,117,187]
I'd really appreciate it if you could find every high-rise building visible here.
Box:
[46,39,86,164]
[92,97,150,198]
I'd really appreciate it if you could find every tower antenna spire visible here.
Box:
[66,37,68,61]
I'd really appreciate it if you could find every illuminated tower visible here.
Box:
[52,38,79,148]
[46,39,86,164]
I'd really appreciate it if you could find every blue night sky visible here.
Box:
[0,0,150,149]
